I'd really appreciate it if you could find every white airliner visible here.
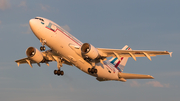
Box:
[15,17,172,82]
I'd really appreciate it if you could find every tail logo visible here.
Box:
[110,57,123,72]
[110,46,131,72]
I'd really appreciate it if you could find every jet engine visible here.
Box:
[81,43,99,59]
[26,47,44,63]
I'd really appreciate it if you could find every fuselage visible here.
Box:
[29,17,119,80]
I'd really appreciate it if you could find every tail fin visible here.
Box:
[109,45,132,72]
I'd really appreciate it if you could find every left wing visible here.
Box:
[97,46,172,61]
[15,49,73,68]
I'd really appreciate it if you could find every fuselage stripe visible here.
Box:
[46,26,82,46]
[105,64,115,73]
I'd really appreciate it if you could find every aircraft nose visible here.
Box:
[29,19,36,30]
[29,19,40,36]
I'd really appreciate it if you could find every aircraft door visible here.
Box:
[51,24,57,37]
[46,22,57,37]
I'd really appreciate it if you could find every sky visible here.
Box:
[0,0,180,101]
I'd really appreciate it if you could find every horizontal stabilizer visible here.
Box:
[118,73,154,80]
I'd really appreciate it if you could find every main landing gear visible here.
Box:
[88,68,98,74]
[54,70,64,76]
[53,57,64,76]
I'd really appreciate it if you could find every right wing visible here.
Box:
[97,45,172,61]
[15,50,73,68]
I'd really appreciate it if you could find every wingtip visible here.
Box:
[148,75,154,79]
[17,62,20,67]
[169,52,173,57]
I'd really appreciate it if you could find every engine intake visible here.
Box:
[26,47,44,63]
[81,43,99,59]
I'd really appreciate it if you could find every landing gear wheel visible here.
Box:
[88,68,91,73]
[94,69,97,73]
[60,71,64,76]
[57,70,61,76]
[54,70,64,76]
[88,68,98,74]
[40,46,45,51]
[91,68,95,73]
[54,70,57,75]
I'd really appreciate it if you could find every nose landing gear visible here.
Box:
[40,46,46,51]
[40,39,46,51]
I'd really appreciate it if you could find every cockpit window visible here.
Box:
[35,17,44,21]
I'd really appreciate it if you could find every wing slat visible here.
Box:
[97,48,172,61]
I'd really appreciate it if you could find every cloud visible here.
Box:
[159,71,180,77]
[0,62,16,69]
[130,80,141,87]
[40,84,53,91]
[40,4,50,12]
[0,20,1,25]
[146,81,170,88]
[0,0,10,10]
[0,77,11,80]
[61,25,71,32]
[129,80,170,88]
[20,23,31,34]
[21,23,28,27]
[18,1,27,8]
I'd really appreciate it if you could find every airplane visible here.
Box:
[15,17,172,82]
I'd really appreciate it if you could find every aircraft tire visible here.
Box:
[54,70,57,75]
[54,70,64,76]
[88,68,91,73]
[88,68,97,74]
[91,68,95,73]
[94,69,97,73]
[40,46,45,51]
[60,71,64,76]
[57,70,61,75]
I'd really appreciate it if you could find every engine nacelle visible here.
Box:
[26,47,44,63]
[81,43,99,59]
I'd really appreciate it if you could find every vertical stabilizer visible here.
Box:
[109,45,132,72]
